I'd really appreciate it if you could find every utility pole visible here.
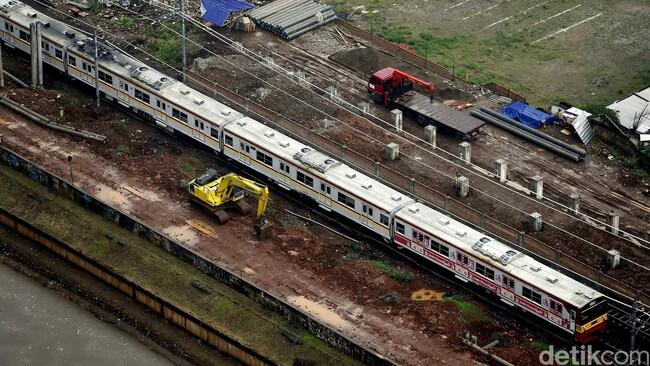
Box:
[630,299,639,365]
[0,39,4,88]
[180,0,187,82]
[67,155,74,186]
[94,30,100,108]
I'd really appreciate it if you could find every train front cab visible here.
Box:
[574,297,608,344]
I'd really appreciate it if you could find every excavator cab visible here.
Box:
[188,169,272,239]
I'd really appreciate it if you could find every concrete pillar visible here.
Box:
[358,102,370,114]
[390,109,403,132]
[605,249,620,270]
[494,159,507,183]
[424,125,436,148]
[569,193,580,215]
[529,175,543,200]
[455,175,469,197]
[30,21,43,88]
[325,86,338,100]
[528,212,543,232]
[606,211,620,236]
[459,141,471,164]
[382,142,399,161]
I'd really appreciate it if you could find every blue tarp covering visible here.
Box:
[200,0,255,27]
[499,101,560,129]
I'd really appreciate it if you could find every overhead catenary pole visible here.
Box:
[0,39,4,88]
[630,298,638,364]
[94,30,100,107]
[181,0,187,82]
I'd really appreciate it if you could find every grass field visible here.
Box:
[327,0,650,111]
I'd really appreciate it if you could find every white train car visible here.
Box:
[0,0,610,344]
[394,202,608,343]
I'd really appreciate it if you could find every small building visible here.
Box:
[606,86,650,149]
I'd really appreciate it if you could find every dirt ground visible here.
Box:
[327,0,650,109]
[0,77,556,364]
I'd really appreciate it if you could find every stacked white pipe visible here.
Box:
[248,0,336,40]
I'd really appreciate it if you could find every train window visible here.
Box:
[194,120,199,127]
[502,276,515,289]
[363,205,366,213]
[368,207,373,216]
[68,55,76,66]
[522,286,542,304]
[296,171,314,187]
[225,135,233,146]
[475,263,495,280]
[395,222,405,234]
[550,300,563,313]
[82,62,87,71]
[457,252,469,265]
[19,30,28,41]
[380,213,389,226]
[54,49,63,59]
[281,162,290,174]
[337,192,355,208]
[135,89,150,104]
[439,245,449,257]
[210,128,218,139]
[256,151,273,166]
[4,23,8,31]
[98,70,113,84]
[200,122,204,130]
[430,241,449,257]
[172,108,188,123]
[123,83,129,91]
[362,205,373,216]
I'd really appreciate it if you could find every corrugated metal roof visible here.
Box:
[607,86,650,134]
[200,0,254,27]
[564,107,594,145]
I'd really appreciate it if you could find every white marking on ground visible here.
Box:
[463,3,500,21]
[530,4,582,27]
[483,0,553,30]
[531,12,602,44]
[443,0,471,12]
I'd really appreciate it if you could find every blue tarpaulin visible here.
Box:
[499,101,560,129]
[200,0,255,27]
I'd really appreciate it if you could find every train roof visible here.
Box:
[396,202,603,309]
[0,0,80,46]
[224,116,413,211]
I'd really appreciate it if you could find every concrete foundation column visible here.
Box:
[459,141,471,164]
[607,211,620,236]
[569,193,580,215]
[494,159,507,183]
[30,21,43,88]
[606,249,620,270]
[455,175,469,197]
[529,175,543,200]
[382,142,399,161]
[390,109,403,132]
[528,212,543,232]
[424,125,436,148]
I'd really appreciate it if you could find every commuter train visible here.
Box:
[0,0,608,343]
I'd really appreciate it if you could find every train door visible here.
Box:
[192,120,205,143]
[239,142,251,166]
[361,204,372,227]
[118,81,129,104]
[277,162,291,188]
[569,310,576,331]
[318,183,332,208]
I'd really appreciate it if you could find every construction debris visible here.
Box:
[248,0,337,40]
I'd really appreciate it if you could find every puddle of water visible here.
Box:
[94,183,133,213]
[287,296,350,330]
[163,224,199,246]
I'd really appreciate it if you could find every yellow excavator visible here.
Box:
[188,169,272,239]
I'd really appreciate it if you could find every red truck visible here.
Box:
[368,67,484,139]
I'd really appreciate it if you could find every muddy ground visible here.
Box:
[0,76,553,364]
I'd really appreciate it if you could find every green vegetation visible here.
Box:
[0,164,362,366]
[87,0,101,13]
[119,16,136,27]
[530,340,550,352]
[447,295,493,324]
[179,155,205,178]
[141,22,200,66]
[369,259,413,283]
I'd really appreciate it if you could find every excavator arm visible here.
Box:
[219,174,269,219]
[192,171,269,219]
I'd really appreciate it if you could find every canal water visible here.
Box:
[0,263,175,366]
